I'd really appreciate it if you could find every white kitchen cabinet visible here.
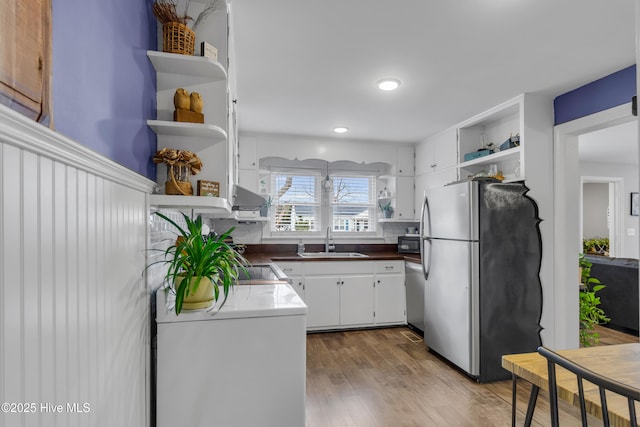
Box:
[340,275,375,326]
[394,176,415,220]
[238,135,257,169]
[374,261,406,325]
[156,285,306,427]
[237,135,259,193]
[305,273,374,329]
[305,275,340,328]
[415,127,457,176]
[277,260,406,331]
[280,261,381,330]
[396,145,414,176]
[238,168,258,193]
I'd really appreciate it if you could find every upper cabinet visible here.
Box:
[395,145,414,176]
[0,0,51,124]
[412,93,552,222]
[415,128,457,176]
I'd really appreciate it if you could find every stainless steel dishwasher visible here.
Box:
[405,260,425,335]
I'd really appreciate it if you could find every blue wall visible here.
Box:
[554,65,636,125]
[52,0,157,179]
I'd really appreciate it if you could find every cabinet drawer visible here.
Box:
[374,261,404,274]
[275,262,303,276]
[304,261,374,276]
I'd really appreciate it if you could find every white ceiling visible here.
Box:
[579,120,638,165]
[231,1,635,144]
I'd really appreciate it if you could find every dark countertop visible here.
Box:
[241,243,421,265]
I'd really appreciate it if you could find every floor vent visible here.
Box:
[401,331,422,343]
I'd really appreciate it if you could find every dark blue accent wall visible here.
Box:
[554,65,636,125]
[52,0,157,179]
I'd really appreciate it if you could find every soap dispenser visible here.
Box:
[297,240,305,255]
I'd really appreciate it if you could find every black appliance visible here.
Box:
[398,235,420,254]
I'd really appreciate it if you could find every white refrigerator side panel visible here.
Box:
[424,239,479,376]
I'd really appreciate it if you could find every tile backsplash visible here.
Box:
[148,210,188,291]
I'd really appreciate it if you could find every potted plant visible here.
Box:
[579,254,610,346]
[152,212,249,315]
[260,195,272,217]
[379,201,394,218]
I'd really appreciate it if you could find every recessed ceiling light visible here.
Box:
[377,78,401,91]
[333,126,349,134]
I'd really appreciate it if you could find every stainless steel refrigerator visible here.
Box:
[419,179,542,382]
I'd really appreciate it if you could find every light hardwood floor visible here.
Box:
[306,326,638,427]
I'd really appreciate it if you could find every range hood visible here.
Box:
[232,185,266,211]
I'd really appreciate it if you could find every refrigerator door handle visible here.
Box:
[419,194,430,239]
[420,195,432,280]
[422,238,432,280]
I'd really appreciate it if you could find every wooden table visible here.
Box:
[502,343,640,427]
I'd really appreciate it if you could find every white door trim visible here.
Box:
[553,102,633,349]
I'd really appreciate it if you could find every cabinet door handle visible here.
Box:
[341,281,344,285]
[337,281,341,285]
[385,266,394,270]
[377,280,381,283]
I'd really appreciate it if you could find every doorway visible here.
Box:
[554,103,636,348]
[580,178,622,257]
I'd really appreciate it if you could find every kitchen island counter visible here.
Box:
[156,284,307,427]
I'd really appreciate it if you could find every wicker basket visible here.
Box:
[162,22,195,55]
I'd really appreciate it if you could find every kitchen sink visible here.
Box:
[298,252,369,258]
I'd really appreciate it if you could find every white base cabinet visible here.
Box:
[374,261,406,324]
[340,275,376,326]
[305,275,341,328]
[277,260,406,331]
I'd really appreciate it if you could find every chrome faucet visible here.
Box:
[325,226,335,252]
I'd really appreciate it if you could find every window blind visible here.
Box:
[331,175,376,232]
[270,171,320,232]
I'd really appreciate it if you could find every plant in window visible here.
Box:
[579,254,610,346]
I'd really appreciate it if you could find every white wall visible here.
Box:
[0,106,155,427]
[582,182,609,238]
[580,161,639,259]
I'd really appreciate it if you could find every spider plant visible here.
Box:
[152,212,249,315]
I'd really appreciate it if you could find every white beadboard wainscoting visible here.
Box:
[0,105,155,427]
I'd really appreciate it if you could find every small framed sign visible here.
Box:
[200,42,218,61]
[197,180,219,197]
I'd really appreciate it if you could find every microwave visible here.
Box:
[397,235,420,254]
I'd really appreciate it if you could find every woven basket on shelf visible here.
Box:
[162,22,195,55]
